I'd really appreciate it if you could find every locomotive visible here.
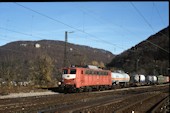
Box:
[59,65,169,93]
[60,65,111,92]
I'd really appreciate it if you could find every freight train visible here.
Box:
[58,65,169,93]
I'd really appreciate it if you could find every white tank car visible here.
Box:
[139,75,146,83]
[146,75,157,84]
[153,76,157,82]
[133,74,139,82]
[131,74,145,82]
[130,74,146,86]
[165,76,169,83]
[111,70,130,85]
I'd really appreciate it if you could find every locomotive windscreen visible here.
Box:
[70,69,76,74]
[63,69,68,74]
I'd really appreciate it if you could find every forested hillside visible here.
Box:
[107,26,169,75]
[0,40,114,85]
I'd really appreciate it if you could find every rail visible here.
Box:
[113,92,162,113]
[149,96,169,113]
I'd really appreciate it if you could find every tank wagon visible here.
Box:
[111,70,130,88]
[165,76,169,83]
[157,75,169,84]
[146,75,157,85]
[130,74,146,86]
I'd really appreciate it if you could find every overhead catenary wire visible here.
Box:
[130,2,169,39]
[75,3,152,39]
[153,2,166,26]
[0,27,73,50]
[75,10,131,51]
[130,2,169,53]
[130,2,155,33]
[74,3,169,54]
[0,26,114,54]
[13,2,129,52]
[75,5,142,38]
[1,2,169,54]
[0,27,98,58]
[0,26,40,38]
[0,33,112,67]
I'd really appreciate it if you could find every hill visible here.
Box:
[107,26,169,75]
[0,40,114,84]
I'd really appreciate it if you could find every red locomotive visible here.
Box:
[60,65,112,92]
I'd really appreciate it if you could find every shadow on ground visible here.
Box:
[41,87,65,93]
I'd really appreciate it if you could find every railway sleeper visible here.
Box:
[149,96,169,113]
[113,92,162,113]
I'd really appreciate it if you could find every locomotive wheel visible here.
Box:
[88,87,92,92]
[105,85,109,90]
[84,87,92,92]
[99,86,105,91]
[76,88,83,93]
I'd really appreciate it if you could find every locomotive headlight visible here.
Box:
[67,75,70,78]
[58,82,61,85]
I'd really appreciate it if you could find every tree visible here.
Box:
[99,61,105,68]
[28,55,54,86]
[91,60,99,66]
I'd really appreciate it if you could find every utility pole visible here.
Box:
[63,31,68,67]
[63,31,74,67]
[136,59,140,74]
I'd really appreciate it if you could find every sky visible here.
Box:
[0,2,169,55]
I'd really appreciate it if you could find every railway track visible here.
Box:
[149,96,169,113]
[113,92,168,113]
[58,92,159,113]
[0,84,169,113]
[68,91,169,113]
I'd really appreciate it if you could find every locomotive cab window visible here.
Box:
[70,69,76,74]
[63,69,68,74]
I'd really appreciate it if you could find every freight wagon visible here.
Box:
[111,70,130,88]
[157,75,169,84]
[130,74,146,86]
[146,75,157,85]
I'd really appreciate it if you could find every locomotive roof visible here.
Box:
[63,65,109,71]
